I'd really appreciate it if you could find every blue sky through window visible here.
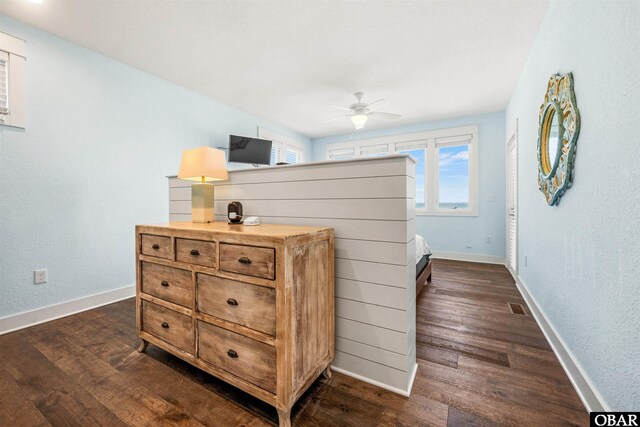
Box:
[399,148,425,208]
[438,145,469,208]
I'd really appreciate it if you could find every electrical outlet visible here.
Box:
[485,236,493,244]
[487,192,496,202]
[34,269,47,284]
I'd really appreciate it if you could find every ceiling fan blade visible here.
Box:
[323,114,351,123]
[330,105,353,111]
[369,112,402,120]
[365,99,390,109]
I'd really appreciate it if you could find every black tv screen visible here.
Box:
[228,135,272,165]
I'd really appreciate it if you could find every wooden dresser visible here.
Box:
[135,222,334,427]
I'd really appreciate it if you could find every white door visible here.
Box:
[506,129,518,274]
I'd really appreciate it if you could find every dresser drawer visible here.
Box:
[197,274,275,335]
[142,301,193,354]
[176,238,216,267]
[141,234,171,259]
[219,244,275,280]
[198,321,276,393]
[141,262,192,308]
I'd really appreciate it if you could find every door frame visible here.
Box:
[506,119,518,277]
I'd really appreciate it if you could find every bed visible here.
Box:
[415,234,432,296]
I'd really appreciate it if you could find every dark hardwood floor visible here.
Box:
[0,260,589,426]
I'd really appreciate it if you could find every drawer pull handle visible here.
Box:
[152,244,160,250]
[190,249,200,256]
[238,257,251,265]
[227,349,238,358]
[161,280,169,287]
[161,322,169,329]
[227,298,238,306]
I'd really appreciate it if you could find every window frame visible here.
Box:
[326,125,479,217]
[0,31,26,129]
[258,127,306,165]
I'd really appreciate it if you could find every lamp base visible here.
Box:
[191,183,215,223]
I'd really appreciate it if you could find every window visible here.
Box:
[397,143,426,209]
[437,143,470,210]
[270,143,282,165]
[0,32,26,129]
[329,148,355,160]
[433,134,474,213]
[285,147,302,164]
[360,144,388,157]
[0,51,8,115]
[258,127,306,165]
[325,126,478,216]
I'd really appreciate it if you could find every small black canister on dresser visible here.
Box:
[227,201,243,224]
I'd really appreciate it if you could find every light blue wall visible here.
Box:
[506,1,640,410]
[0,16,310,318]
[312,111,506,259]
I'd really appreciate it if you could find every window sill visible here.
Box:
[415,209,478,217]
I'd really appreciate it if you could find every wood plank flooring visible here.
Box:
[0,260,589,426]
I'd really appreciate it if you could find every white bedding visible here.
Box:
[415,234,432,264]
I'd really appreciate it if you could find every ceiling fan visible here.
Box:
[324,92,401,129]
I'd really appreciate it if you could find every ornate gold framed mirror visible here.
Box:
[537,73,580,206]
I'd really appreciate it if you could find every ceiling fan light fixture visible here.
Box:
[351,114,368,129]
[326,93,399,129]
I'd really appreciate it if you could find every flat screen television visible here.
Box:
[228,135,272,165]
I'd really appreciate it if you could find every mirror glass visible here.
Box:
[547,110,560,169]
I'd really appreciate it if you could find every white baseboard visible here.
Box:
[0,284,136,335]
[405,361,418,396]
[512,273,609,413]
[431,251,505,265]
[331,363,419,397]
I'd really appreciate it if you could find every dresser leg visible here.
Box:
[277,409,291,427]
[321,366,333,381]
[137,339,149,353]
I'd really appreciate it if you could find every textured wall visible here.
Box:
[506,0,640,410]
[0,16,309,318]
[312,111,506,259]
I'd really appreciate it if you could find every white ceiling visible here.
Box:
[0,0,548,138]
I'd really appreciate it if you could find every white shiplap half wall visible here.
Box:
[168,155,418,395]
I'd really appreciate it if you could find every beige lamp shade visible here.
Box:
[178,147,228,182]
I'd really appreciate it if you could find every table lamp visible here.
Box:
[178,147,228,223]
